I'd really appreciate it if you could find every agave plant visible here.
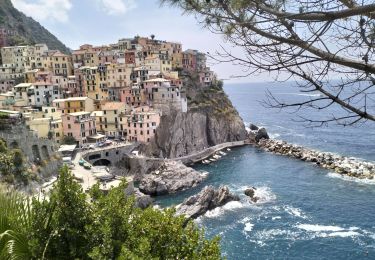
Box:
[0,185,32,260]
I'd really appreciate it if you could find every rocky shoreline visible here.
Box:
[139,160,207,196]
[256,138,375,179]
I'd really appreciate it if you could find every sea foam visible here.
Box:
[204,201,243,218]
[327,172,375,185]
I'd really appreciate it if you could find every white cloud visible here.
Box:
[11,0,72,23]
[96,0,136,15]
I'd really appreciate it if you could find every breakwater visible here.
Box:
[257,138,375,179]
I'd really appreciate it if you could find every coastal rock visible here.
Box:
[244,187,260,203]
[255,127,270,142]
[176,185,240,219]
[247,124,270,143]
[139,160,207,196]
[249,123,259,131]
[134,189,154,209]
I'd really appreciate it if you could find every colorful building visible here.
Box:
[62,111,97,145]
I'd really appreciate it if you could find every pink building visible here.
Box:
[119,87,133,105]
[62,111,97,145]
[123,106,161,143]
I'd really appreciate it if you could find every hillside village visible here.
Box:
[0,36,217,147]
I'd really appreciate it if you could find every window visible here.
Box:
[68,124,71,129]
[114,110,117,114]
[104,111,106,115]
[140,131,143,135]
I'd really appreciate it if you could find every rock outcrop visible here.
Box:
[244,187,260,203]
[176,185,240,219]
[141,73,247,159]
[258,139,375,179]
[248,125,270,143]
[124,181,153,209]
[139,160,207,195]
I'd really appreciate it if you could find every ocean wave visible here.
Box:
[284,206,308,219]
[232,185,277,204]
[327,172,375,185]
[244,222,254,232]
[276,92,322,97]
[204,201,244,218]
[296,224,362,239]
[328,231,361,238]
[297,224,348,232]
[268,133,281,139]
[253,186,277,204]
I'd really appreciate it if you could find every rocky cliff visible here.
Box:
[142,73,247,158]
[0,0,70,53]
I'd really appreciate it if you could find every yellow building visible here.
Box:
[42,106,62,120]
[52,97,95,114]
[28,117,51,139]
[42,51,73,76]
[101,102,127,137]
[80,66,107,105]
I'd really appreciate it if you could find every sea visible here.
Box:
[156,82,375,259]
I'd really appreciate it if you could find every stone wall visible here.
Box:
[0,122,62,179]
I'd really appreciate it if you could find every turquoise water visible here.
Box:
[157,82,375,259]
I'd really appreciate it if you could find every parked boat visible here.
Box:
[219,151,227,156]
[202,160,210,164]
[227,148,231,151]
[213,154,221,159]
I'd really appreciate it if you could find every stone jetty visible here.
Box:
[257,139,375,179]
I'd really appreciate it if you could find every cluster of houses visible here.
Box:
[0,36,217,145]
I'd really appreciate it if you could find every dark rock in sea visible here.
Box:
[249,123,259,131]
[176,185,240,219]
[244,187,256,197]
[139,160,207,196]
[244,187,260,203]
[255,127,270,142]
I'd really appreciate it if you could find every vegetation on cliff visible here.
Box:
[0,139,36,185]
[0,166,221,259]
[0,0,70,53]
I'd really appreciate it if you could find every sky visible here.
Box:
[10,0,273,83]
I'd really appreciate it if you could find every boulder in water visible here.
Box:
[244,187,260,203]
[249,123,259,131]
[176,185,240,219]
[255,128,270,142]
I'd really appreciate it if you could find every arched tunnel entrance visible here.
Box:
[93,159,111,166]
